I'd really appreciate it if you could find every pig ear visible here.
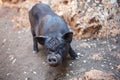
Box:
[62,32,73,43]
[35,36,48,45]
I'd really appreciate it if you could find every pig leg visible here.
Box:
[69,45,77,59]
[31,30,38,53]
[29,12,38,53]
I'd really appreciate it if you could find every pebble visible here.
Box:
[12,59,16,64]
[103,61,107,64]
[77,53,84,57]
[42,62,46,64]
[66,73,70,76]
[109,63,112,66]
[2,39,7,43]
[33,71,37,75]
[24,71,27,74]
[111,66,114,69]
[69,64,72,66]
[101,64,105,67]
[71,62,74,64]
[77,53,81,56]
[6,73,11,76]
[88,45,91,48]
[83,60,87,63]
[109,48,112,52]
[25,78,28,80]
[87,0,91,2]
[9,55,14,61]
[33,51,37,54]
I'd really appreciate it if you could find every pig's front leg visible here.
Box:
[33,37,38,53]
[69,45,77,59]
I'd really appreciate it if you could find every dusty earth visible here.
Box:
[0,5,120,80]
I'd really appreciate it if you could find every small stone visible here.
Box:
[24,71,27,74]
[42,62,46,64]
[69,64,72,66]
[33,51,37,54]
[33,71,37,74]
[66,73,69,76]
[81,54,84,57]
[6,73,11,76]
[83,60,87,63]
[111,67,114,69]
[12,59,16,64]
[25,78,28,80]
[87,0,91,2]
[9,55,14,61]
[101,64,104,67]
[103,61,106,63]
[2,39,7,43]
[76,20,80,24]
[88,46,91,48]
[77,53,81,56]
[109,63,112,65]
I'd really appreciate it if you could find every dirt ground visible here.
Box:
[0,5,120,80]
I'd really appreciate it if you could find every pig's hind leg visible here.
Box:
[29,11,38,53]
[31,30,38,53]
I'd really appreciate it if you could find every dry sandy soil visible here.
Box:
[0,4,120,80]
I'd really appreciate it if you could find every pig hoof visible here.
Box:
[33,51,38,54]
[71,53,78,60]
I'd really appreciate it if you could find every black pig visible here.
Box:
[29,3,77,67]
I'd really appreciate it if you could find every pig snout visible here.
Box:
[47,54,62,67]
[48,56,57,65]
